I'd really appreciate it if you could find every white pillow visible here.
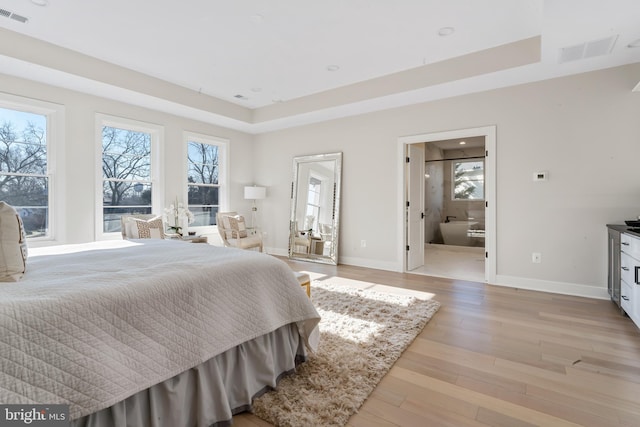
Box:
[127,216,165,239]
[0,202,28,282]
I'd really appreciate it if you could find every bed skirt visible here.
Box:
[72,323,306,427]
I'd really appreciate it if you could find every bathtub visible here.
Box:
[440,221,480,246]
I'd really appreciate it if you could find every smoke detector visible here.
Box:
[559,35,618,63]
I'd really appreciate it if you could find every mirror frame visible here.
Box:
[288,152,342,265]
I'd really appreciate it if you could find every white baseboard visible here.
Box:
[264,248,608,300]
[266,247,402,272]
[264,247,288,257]
[337,256,402,272]
[494,275,610,300]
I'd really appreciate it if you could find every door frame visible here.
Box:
[397,125,496,283]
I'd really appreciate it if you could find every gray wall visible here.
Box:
[253,63,640,297]
[3,61,639,298]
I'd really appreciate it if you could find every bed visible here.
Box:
[0,239,320,427]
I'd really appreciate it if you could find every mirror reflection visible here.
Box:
[289,152,342,265]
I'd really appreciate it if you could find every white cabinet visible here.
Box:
[620,233,640,328]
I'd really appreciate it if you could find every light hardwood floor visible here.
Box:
[235,260,640,427]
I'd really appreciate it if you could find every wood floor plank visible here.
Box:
[390,366,583,426]
[233,259,640,426]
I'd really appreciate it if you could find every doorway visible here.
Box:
[398,126,496,283]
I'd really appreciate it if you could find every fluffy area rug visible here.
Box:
[251,281,441,427]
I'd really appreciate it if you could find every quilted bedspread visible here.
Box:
[0,240,320,419]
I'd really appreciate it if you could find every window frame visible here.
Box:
[451,159,485,201]
[183,131,228,232]
[0,93,65,243]
[305,174,322,232]
[95,114,163,239]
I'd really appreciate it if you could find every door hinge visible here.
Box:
[406,156,410,163]
[485,150,488,157]
[406,201,410,207]
[406,245,410,251]
[485,251,488,258]
[485,201,488,208]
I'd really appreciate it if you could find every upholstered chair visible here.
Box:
[216,211,263,252]
[292,221,311,254]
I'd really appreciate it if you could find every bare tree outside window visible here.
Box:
[453,160,484,200]
[0,108,48,237]
[187,141,220,226]
[102,126,152,232]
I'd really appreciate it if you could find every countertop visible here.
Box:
[607,224,640,239]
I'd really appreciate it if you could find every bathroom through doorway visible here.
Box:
[399,126,496,283]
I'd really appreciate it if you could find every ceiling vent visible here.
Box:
[0,8,29,23]
[559,35,618,63]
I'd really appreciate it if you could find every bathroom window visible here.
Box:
[453,160,484,200]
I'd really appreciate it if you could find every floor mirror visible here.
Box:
[289,152,342,265]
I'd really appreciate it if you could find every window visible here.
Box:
[186,133,227,226]
[305,176,321,231]
[453,160,484,200]
[0,98,61,240]
[98,115,162,236]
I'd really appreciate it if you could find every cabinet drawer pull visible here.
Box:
[636,266,640,285]
[622,295,629,301]
[622,242,630,245]
[622,266,629,271]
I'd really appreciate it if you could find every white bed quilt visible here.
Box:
[0,240,320,419]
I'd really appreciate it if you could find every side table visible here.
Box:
[181,235,208,244]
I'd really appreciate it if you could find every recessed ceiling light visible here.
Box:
[250,14,264,24]
[31,0,48,6]
[327,65,340,72]
[459,141,466,145]
[628,38,640,48]
[438,27,455,37]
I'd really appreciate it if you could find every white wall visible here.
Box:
[4,62,639,298]
[254,63,640,297]
[0,73,255,246]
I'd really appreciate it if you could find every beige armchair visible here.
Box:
[216,211,263,252]
[291,221,311,254]
[318,222,333,256]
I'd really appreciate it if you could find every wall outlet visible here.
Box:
[532,252,542,263]
[361,240,367,248]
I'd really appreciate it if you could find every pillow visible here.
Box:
[0,202,28,282]
[227,215,247,238]
[127,216,165,239]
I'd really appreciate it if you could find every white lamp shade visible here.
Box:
[244,186,266,200]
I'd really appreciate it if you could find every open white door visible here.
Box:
[407,143,425,270]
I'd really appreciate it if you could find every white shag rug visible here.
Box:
[251,281,441,427]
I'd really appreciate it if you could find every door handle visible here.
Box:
[622,295,629,301]
[421,212,425,219]
[636,266,640,285]
[622,266,629,271]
